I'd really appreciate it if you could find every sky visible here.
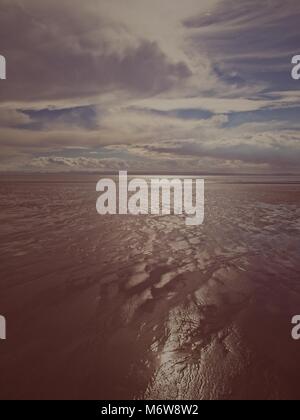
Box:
[0,0,300,173]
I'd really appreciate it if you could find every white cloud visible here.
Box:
[1,0,299,173]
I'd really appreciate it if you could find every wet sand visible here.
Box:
[0,174,300,400]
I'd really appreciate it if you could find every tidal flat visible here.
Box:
[0,174,299,400]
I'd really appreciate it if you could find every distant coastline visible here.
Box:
[1,172,300,185]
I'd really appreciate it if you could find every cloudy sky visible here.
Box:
[0,0,300,173]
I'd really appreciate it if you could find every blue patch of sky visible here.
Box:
[32,146,138,162]
[154,106,300,129]
[225,106,300,128]
[17,106,98,130]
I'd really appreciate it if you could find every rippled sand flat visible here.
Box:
[0,174,300,400]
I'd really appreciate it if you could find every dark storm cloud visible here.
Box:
[0,0,191,103]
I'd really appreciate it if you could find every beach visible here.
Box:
[0,174,300,400]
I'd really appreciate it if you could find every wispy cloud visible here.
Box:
[0,0,299,172]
